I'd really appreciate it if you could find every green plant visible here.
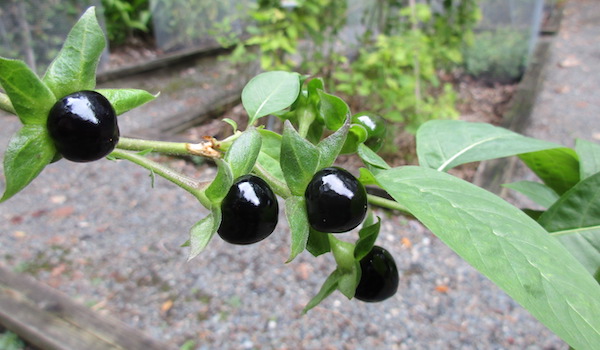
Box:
[218,174,279,245]
[355,245,399,302]
[101,0,152,46]
[463,28,529,82]
[1,8,599,349]
[305,167,368,233]
[350,112,387,152]
[47,90,119,162]
[0,330,25,350]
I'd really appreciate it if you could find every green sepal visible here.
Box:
[224,128,262,179]
[187,207,222,261]
[205,159,234,203]
[1,125,56,202]
[0,58,56,125]
[358,143,391,170]
[95,89,158,116]
[256,129,284,182]
[316,116,350,169]
[306,228,331,257]
[42,7,106,99]
[280,120,320,196]
[317,90,349,131]
[340,124,368,154]
[354,217,381,261]
[285,196,310,262]
[302,269,342,314]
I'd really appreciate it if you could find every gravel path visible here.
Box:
[3,1,596,349]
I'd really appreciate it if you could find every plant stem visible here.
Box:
[253,163,292,198]
[367,194,411,216]
[0,92,16,115]
[116,137,191,156]
[109,149,212,209]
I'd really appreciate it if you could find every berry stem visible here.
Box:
[0,92,16,115]
[109,148,212,209]
[366,194,412,216]
[252,163,292,198]
[116,137,221,159]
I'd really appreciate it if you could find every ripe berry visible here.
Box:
[355,245,399,302]
[304,167,367,233]
[47,90,119,162]
[218,175,279,245]
[352,112,386,152]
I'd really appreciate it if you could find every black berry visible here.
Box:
[355,245,399,302]
[218,175,279,245]
[47,90,119,162]
[304,167,367,233]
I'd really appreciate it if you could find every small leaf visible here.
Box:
[317,90,349,131]
[256,129,284,182]
[354,218,381,261]
[538,171,600,275]
[285,196,310,262]
[502,181,560,209]
[223,118,238,132]
[1,125,56,202]
[225,128,262,179]
[519,148,579,195]
[187,208,221,261]
[43,7,106,99]
[205,159,234,203]
[317,116,350,169]
[575,138,600,180]
[358,144,391,170]
[303,269,342,314]
[416,120,561,171]
[337,261,360,299]
[95,88,157,115]
[242,71,301,125]
[306,228,331,257]
[280,120,320,196]
[0,58,56,125]
[340,124,368,154]
[375,166,600,349]
[358,167,378,186]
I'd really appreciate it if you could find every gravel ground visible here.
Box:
[3,1,596,349]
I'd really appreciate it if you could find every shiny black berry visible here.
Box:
[355,245,399,302]
[47,90,119,162]
[304,167,367,233]
[218,175,279,245]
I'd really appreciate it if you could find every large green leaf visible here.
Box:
[241,71,301,125]
[375,166,600,349]
[43,7,105,99]
[416,120,560,171]
[576,139,600,180]
[519,148,579,195]
[538,172,600,275]
[1,125,56,202]
[0,58,56,125]
[280,120,320,196]
[95,89,158,116]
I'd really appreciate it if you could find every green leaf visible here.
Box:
[340,124,368,154]
[358,167,378,186]
[1,125,56,202]
[317,90,349,131]
[358,144,391,170]
[205,159,234,203]
[306,228,331,257]
[0,58,56,125]
[280,120,320,196]
[187,208,221,261]
[502,181,560,209]
[375,166,600,349]
[337,261,360,299]
[416,120,561,171]
[303,269,342,313]
[538,172,600,275]
[285,196,310,262]
[95,88,157,115]
[519,148,579,195]
[242,71,301,125]
[42,7,106,99]
[576,139,600,180]
[354,218,381,261]
[316,116,350,169]
[225,128,262,179]
[256,129,284,182]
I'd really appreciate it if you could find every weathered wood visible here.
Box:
[0,267,176,350]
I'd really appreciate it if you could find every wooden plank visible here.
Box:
[0,267,176,350]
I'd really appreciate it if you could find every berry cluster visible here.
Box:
[44,90,398,303]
